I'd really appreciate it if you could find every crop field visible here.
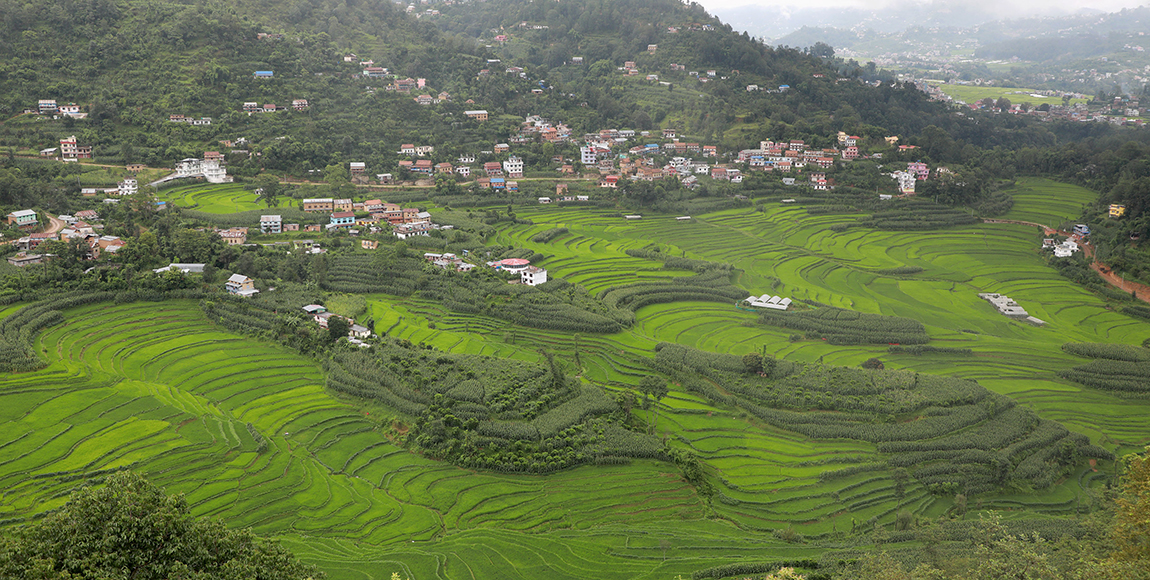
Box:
[0,300,842,579]
[492,195,1150,458]
[158,182,266,213]
[2,179,1147,578]
[1000,177,1098,228]
[934,85,1090,108]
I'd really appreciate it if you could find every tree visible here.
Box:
[1109,447,1150,566]
[862,357,884,370]
[970,513,1059,580]
[253,174,283,208]
[840,552,945,580]
[327,316,350,343]
[0,471,322,580]
[893,467,909,507]
[995,97,1012,111]
[638,376,669,435]
[742,352,763,374]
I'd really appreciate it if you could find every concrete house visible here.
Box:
[7,209,38,230]
[260,215,282,234]
[330,211,356,228]
[302,198,334,212]
[226,274,259,297]
[521,266,548,286]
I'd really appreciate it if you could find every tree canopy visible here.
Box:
[0,471,322,580]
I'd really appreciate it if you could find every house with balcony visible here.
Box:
[261,215,282,234]
[503,157,524,177]
[7,209,38,231]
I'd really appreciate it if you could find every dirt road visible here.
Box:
[1091,263,1150,303]
[985,218,1150,305]
[43,215,65,234]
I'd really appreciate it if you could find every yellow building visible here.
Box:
[1110,204,1126,218]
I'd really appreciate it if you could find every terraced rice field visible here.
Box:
[0,300,830,579]
[158,183,266,213]
[2,179,1146,578]
[490,196,1150,462]
[1000,177,1098,228]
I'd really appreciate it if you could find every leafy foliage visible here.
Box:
[1062,342,1150,362]
[858,199,980,231]
[0,471,322,580]
[326,342,662,473]
[889,345,973,356]
[756,307,930,345]
[653,343,1109,494]
[601,258,745,311]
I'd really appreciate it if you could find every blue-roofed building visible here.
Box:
[253,71,274,78]
[491,177,506,190]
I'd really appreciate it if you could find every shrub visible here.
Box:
[756,307,930,345]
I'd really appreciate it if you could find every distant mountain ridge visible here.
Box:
[762,4,1150,60]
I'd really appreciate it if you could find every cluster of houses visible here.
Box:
[6,210,127,266]
[485,258,548,286]
[1043,224,1092,258]
[296,198,448,240]
[978,292,1045,326]
[168,114,213,125]
[414,92,451,105]
[356,65,432,97]
[301,304,373,346]
[242,100,308,114]
[918,79,1146,128]
[168,152,231,184]
[32,100,85,119]
[1043,237,1081,258]
[57,135,93,160]
[78,179,138,198]
[422,252,476,272]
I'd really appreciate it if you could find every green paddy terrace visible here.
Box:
[349,179,1144,536]
[157,182,266,213]
[0,179,1145,578]
[1,300,820,580]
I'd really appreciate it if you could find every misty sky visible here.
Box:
[695,0,1147,12]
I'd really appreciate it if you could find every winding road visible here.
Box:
[984,218,1150,306]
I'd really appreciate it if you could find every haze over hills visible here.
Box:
[712,0,1147,42]
[725,3,1150,95]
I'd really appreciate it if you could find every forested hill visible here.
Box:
[432,0,769,74]
[0,0,1058,171]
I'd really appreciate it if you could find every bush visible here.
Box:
[756,307,930,345]
[530,227,568,243]
[1062,343,1150,362]
[876,266,924,276]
